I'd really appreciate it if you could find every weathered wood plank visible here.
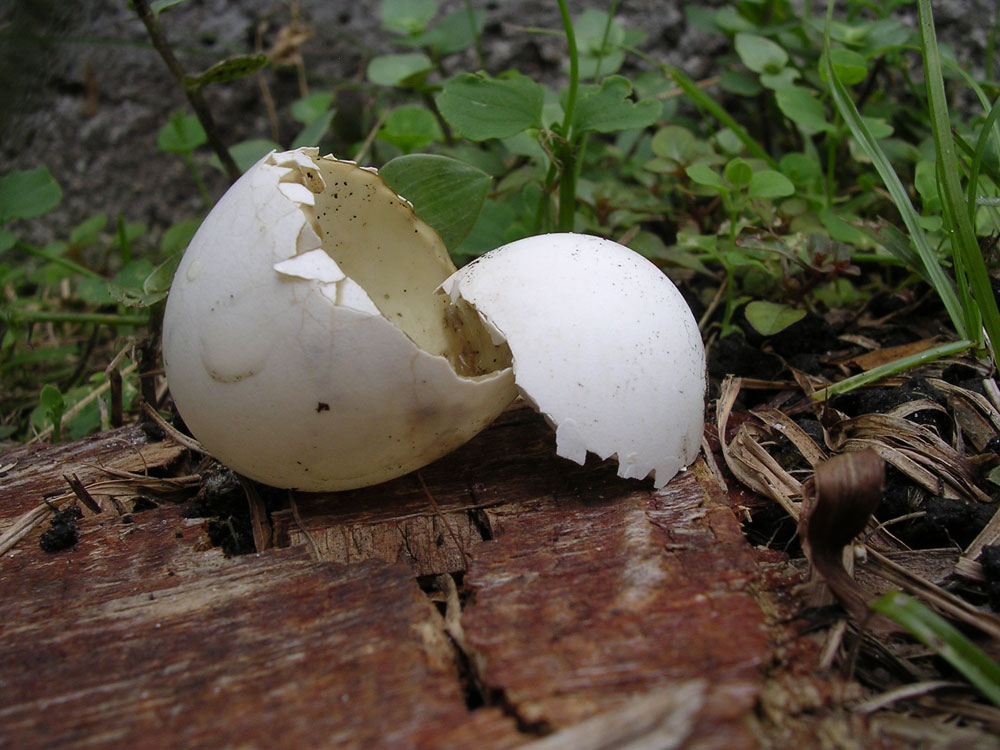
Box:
[462,462,767,749]
[0,404,802,748]
[0,425,187,529]
[0,505,524,749]
[276,406,771,747]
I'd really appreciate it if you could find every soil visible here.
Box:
[1,0,995,246]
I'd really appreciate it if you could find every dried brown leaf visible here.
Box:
[798,450,884,623]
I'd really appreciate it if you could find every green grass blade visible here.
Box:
[872,592,1000,707]
[667,65,778,169]
[967,96,1000,222]
[822,8,968,340]
[919,0,1000,352]
[811,339,975,401]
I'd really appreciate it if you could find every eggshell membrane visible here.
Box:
[440,233,705,488]
[163,148,516,491]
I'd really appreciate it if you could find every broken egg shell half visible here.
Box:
[441,233,705,488]
[163,147,705,492]
[162,148,517,491]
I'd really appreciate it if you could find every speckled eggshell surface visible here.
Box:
[440,233,706,488]
[162,148,516,491]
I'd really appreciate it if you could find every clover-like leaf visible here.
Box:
[0,166,62,222]
[379,154,490,249]
[436,73,544,140]
[572,76,660,134]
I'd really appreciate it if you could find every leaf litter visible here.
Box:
[714,350,1000,742]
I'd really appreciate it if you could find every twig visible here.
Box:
[288,491,320,559]
[141,402,207,455]
[857,681,966,714]
[0,502,58,556]
[63,473,102,514]
[131,0,240,181]
[417,470,468,569]
[239,475,272,552]
[352,109,388,164]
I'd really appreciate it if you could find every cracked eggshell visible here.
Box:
[440,233,706,488]
[162,148,516,491]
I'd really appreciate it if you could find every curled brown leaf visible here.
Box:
[799,449,884,623]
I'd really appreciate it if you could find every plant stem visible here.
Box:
[116,213,132,264]
[919,0,1000,354]
[666,64,778,169]
[3,309,149,327]
[464,0,485,69]
[131,0,240,182]
[556,0,580,231]
[14,241,104,280]
[182,151,212,208]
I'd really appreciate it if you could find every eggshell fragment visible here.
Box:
[162,148,516,491]
[440,233,705,488]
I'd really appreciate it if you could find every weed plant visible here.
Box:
[2,0,1000,440]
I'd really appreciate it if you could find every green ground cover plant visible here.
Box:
[2,0,1000,435]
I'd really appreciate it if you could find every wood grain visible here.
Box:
[0,406,781,748]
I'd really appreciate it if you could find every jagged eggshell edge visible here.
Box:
[163,148,517,491]
[440,232,706,488]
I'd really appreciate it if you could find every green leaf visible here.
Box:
[292,110,335,148]
[748,170,795,198]
[575,9,625,53]
[109,259,158,308]
[380,0,438,35]
[40,383,64,441]
[714,6,754,33]
[779,152,822,187]
[40,383,64,415]
[366,53,432,87]
[157,111,207,154]
[685,163,727,193]
[151,0,188,14]
[720,69,763,97]
[724,158,753,187]
[379,154,490,249]
[291,92,335,124]
[759,68,799,90]
[185,54,268,88]
[775,86,834,134]
[872,592,1000,707]
[112,222,147,249]
[378,106,443,152]
[826,47,868,86]
[405,9,485,55]
[436,73,544,141]
[0,228,15,253]
[70,214,107,247]
[650,125,697,163]
[0,166,62,222]
[744,300,806,335]
[571,76,660,134]
[574,9,626,78]
[735,32,789,75]
[210,139,281,174]
[75,276,114,305]
[160,218,200,256]
[143,252,182,300]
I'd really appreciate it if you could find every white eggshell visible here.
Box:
[440,233,705,488]
[162,148,516,491]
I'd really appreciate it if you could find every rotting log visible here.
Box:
[0,406,880,748]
